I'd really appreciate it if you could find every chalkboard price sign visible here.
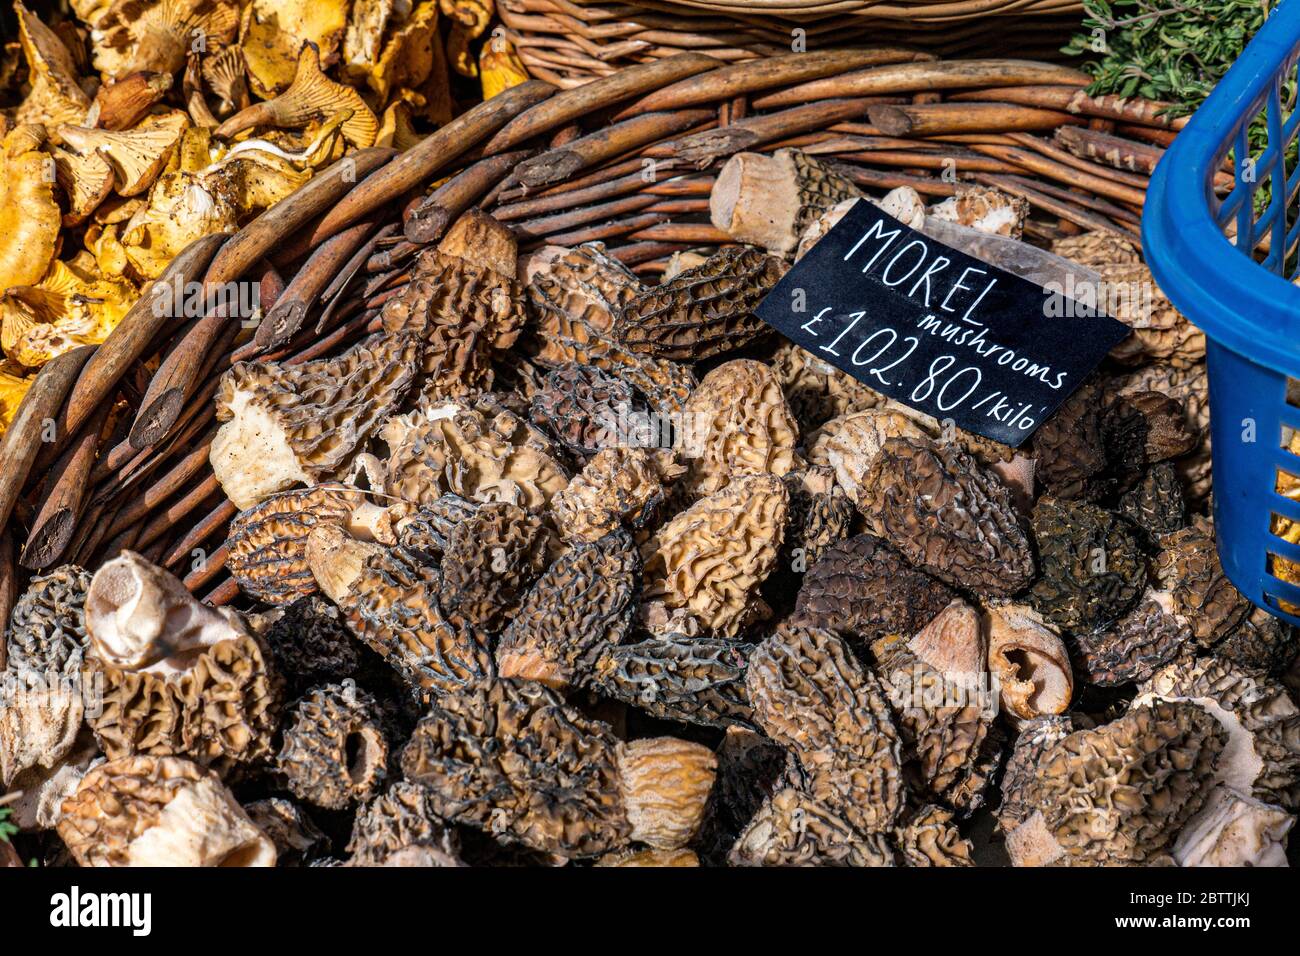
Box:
[754,201,1132,447]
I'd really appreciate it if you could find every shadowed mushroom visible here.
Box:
[51,144,115,225]
[807,409,928,505]
[355,0,439,102]
[215,42,377,148]
[58,109,190,195]
[347,781,464,867]
[13,2,92,129]
[895,805,976,866]
[58,754,276,866]
[211,332,420,509]
[277,682,388,809]
[730,788,895,867]
[202,45,249,115]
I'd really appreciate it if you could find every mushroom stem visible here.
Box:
[85,551,248,673]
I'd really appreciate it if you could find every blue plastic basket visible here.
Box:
[1145,0,1300,624]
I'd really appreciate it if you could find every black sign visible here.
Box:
[755,201,1131,447]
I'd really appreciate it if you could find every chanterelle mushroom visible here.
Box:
[58,754,276,866]
[58,109,191,196]
[13,2,92,129]
[0,124,61,296]
[211,332,420,509]
[88,0,239,79]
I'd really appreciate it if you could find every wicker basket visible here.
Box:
[0,52,1186,602]
[500,0,1084,87]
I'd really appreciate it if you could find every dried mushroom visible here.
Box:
[929,185,1028,238]
[1004,701,1224,867]
[1214,606,1297,676]
[641,474,788,637]
[1071,591,1192,687]
[807,409,928,506]
[381,401,569,511]
[526,244,696,416]
[58,755,276,867]
[777,467,854,571]
[0,123,61,298]
[380,211,524,399]
[617,737,716,849]
[1117,462,1186,541]
[347,781,462,867]
[12,2,91,129]
[495,530,637,690]
[83,552,280,771]
[438,502,553,633]
[770,340,882,433]
[244,797,327,865]
[895,805,976,866]
[590,635,753,729]
[729,788,894,867]
[680,359,800,496]
[212,333,420,509]
[3,565,92,678]
[711,148,862,256]
[260,597,363,695]
[595,847,698,867]
[278,683,389,809]
[400,679,631,857]
[0,674,83,789]
[238,0,349,98]
[747,624,904,835]
[528,363,635,458]
[793,534,956,645]
[551,447,685,544]
[59,109,190,196]
[1029,378,1109,500]
[226,485,385,605]
[983,603,1073,721]
[1137,657,1300,810]
[1152,518,1251,649]
[858,436,1035,597]
[615,247,784,361]
[1026,496,1146,632]
[313,535,492,696]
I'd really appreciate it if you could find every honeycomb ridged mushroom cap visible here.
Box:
[239,0,350,99]
[85,550,249,674]
[0,125,62,293]
[807,409,928,505]
[58,755,276,867]
[58,110,190,196]
[90,0,239,79]
[215,42,378,149]
[983,603,1073,721]
[211,333,419,509]
[12,2,91,129]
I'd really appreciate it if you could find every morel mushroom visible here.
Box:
[260,597,364,696]
[710,148,863,255]
[3,565,92,678]
[495,529,639,689]
[347,782,462,867]
[747,624,905,835]
[590,635,754,730]
[614,247,784,361]
[1004,701,1224,867]
[212,333,420,509]
[640,474,788,637]
[858,436,1035,596]
[1136,657,1300,810]
[438,502,554,633]
[381,401,569,511]
[617,737,717,849]
[58,755,276,867]
[895,805,976,867]
[551,447,685,544]
[806,408,927,505]
[82,552,280,770]
[244,797,327,866]
[1026,496,1146,633]
[1171,786,1293,867]
[792,534,956,645]
[1152,518,1252,649]
[680,359,800,496]
[529,363,636,458]
[278,683,388,810]
[770,340,882,433]
[729,788,895,868]
[310,535,493,697]
[1071,591,1193,687]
